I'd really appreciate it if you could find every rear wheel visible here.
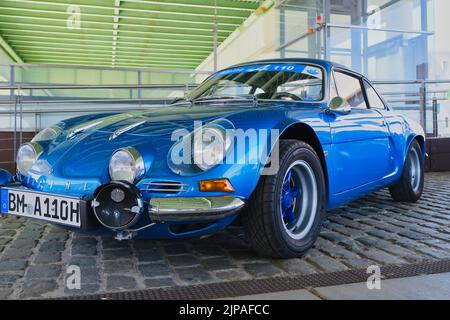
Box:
[389,140,424,202]
[242,140,326,258]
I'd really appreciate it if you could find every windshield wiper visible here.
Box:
[193,95,259,107]
[194,94,254,101]
[170,97,193,106]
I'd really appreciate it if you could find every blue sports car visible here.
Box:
[0,59,425,258]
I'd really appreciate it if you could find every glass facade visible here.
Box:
[279,0,432,81]
[278,0,450,136]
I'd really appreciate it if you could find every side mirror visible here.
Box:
[328,96,351,114]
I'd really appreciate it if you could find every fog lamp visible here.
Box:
[92,181,143,230]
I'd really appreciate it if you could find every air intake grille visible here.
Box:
[140,181,188,194]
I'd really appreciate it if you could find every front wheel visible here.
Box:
[389,140,424,202]
[242,140,326,258]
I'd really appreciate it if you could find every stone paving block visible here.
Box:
[176,266,214,283]
[144,277,176,288]
[215,270,250,281]
[102,248,133,260]
[102,237,131,250]
[20,280,58,298]
[273,258,318,275]
[162,244,190,255]
[243,262,283,277]
[71,237,97,256]
[106,275,137,291]
[0,274,20,288]
[104,260,134,273]
[39,240,66,252]
[64,283,100,295]
[0,238,12,246]
[0,288,12,299]
[306,255,349,272]
[26,264,61,279]
[135,248,164,262]
[320,231,348,243]
[34,251,62,264]
[359,248,408,265]
[1,247,34,260]
[138,263,172,277]
[398,230,430,241]
[0,260,28,272]
[79,267,101,284]
[192,245,226,257]
[0,229,16,237]
[167,255,200,267]
[69,256,97,267]
[201,258,237,271]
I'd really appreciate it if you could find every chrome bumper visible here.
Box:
[149,197,245,222]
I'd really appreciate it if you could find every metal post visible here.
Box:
[419,81,427,134]
[323,0,330,60]
[13,88,17,160]
[137,70,142,100]
[9,65,14,101]
[279,4,286,58]
[19,86,23,146]
[432,98,438,137]
[213,2,218,72]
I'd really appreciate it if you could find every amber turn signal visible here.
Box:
[199,179,235,193]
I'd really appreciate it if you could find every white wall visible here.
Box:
[196,0,278,73]
[429,0,450,80]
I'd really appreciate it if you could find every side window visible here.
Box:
[364,80,386,110]
[333,71,367,109]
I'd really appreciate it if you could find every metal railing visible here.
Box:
[0,80,449,171]
[373,80,450,137]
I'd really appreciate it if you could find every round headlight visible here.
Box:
[17,143,43,175]
[32,127,61,142]
[167,119,234,175]
[109,147,144,183]
[193,126,231,171]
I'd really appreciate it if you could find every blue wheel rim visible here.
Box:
[279,160,318,240]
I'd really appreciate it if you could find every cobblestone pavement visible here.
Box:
[0,173,449,299]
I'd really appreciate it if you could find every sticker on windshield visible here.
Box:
[302,66,322,79]
[213,64,310,77]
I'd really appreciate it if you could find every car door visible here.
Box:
[328,69,391,194]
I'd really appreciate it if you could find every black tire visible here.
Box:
[389,140,424,203]
[242,140,326,258]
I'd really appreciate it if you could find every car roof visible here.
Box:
[230,58,357,75]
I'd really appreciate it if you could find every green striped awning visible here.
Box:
[0,0,263,69]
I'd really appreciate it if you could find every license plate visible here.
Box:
[1,188,81,228]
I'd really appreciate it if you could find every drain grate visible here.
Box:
[59,259,450,300]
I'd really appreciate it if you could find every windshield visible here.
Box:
[188,63,324,102]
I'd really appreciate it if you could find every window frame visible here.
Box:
[194,62,327,104]
[331,68,369,110]
[362,78,388,111]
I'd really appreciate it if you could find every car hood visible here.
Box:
[30,102,322,182]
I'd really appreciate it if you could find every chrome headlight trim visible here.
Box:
[168,119,234,175]
[109,147,145,183]
[16,142,44,175]
[193,125,232,171]
[31,126,62,142]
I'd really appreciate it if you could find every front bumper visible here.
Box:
[149,197,245,222]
